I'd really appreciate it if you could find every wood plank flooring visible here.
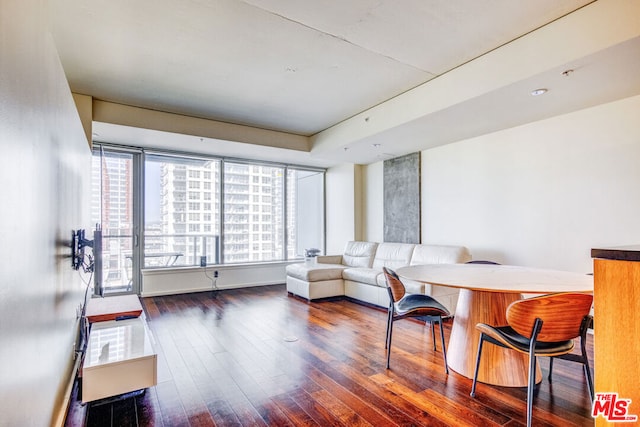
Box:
[65,284,595,426]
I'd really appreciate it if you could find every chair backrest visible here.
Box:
[382,267,406,303]
[506,293,593,342]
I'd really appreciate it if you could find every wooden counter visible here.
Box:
[592,245,640,425]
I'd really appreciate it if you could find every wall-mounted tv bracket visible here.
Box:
[71,225,101,273]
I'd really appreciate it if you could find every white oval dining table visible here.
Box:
[396,263,593,387]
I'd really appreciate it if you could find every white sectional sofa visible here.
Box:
[286,241,472,313]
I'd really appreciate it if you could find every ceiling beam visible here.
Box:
[91,99,310,152]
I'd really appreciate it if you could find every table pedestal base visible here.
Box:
[447,289,541,387]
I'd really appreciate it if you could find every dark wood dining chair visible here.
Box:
[383,267,450,372]
[469,292,593,427]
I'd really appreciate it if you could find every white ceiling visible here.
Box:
[49,0,640,167]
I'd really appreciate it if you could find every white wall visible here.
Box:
[0,0,91,425]
[363,161,384,242]
[325,163,358,253]
[362,95,640,273]
[421,95,640,273]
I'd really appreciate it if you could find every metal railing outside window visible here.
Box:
[143,233,221,267]
[97,233,221,293]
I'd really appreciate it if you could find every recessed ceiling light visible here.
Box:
[372,143,381,148]
[530,88,548,96]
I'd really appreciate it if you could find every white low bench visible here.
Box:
[81,296,157,403]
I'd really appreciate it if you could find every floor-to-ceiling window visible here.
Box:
[223,161,285,263]
[145,154,222,267]
[91,148,138,295]
[92,144,325,293]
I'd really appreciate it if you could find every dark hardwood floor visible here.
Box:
[65,284,595,426]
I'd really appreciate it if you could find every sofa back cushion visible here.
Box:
[342,241,378,268]
[410,244,471,265]
[372,243,416,270]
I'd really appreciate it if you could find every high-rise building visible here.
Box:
[158,160,284,264]
[90,152,133,289]
[158,160,220,265]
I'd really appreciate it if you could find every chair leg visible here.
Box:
[385,309,392,349]
[580,336,594,402]
[548,328,593,402]
[579,315,594,402]
[386,319,394,369]
[583,362,594,402]
[525,319,543,427]
[438,317,449,374]
[470,334,485,397]
[430,319,436,351]
[526,354,537,427]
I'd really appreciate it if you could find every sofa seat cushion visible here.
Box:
[343,267,383,287]
[286,263,346,282]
